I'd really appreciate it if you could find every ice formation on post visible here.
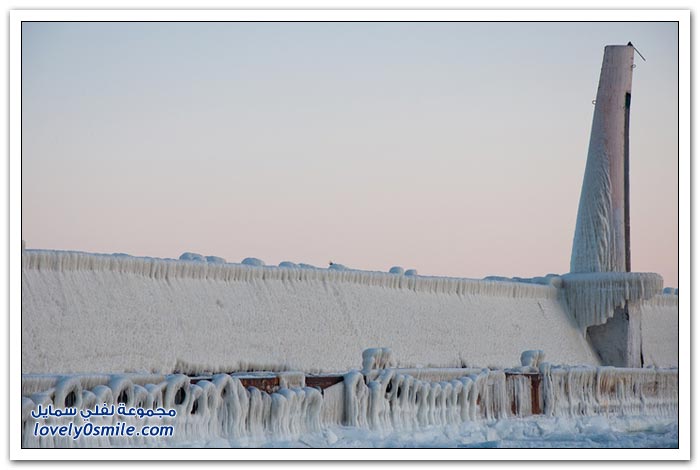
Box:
[571,44,634,273]
[520,350,545,368]
[362,348,396,374]
[538,363,678,419]
[563,44,670,366]
[562,272,662,330]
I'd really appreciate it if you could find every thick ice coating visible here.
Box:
[562,272,662,330]
[21,363,677,448]
[571,45,635,273]
[22,250,602,374]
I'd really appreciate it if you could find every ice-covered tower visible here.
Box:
[564,45,663,368]
[571,44,634,273]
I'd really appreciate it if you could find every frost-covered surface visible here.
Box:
[342,369,513,431]
[21,365,678,448]
[520,350,545,368]
[561,272,662,330]
[241,257,264,267]
[638,294,679,368]
[389,266,404,275]
[538,364,677,418]
[247,415,678,448]
[571,45,634,274]
[22,250,599,374]
[361,348,396,374]
[179,252,206,262]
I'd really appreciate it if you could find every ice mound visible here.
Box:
[520,350,545,368]
[179,252,206,262]
[279,261,299,268]
[241,257,264,267]
[362,348,396,374]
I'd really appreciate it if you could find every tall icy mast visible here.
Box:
[565,45,663,367]
[571,45,634,273]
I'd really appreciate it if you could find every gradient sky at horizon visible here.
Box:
[21,21,679,286]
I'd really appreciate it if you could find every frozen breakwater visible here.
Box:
[21,249,677,374]
[20,248,678,448]
[22,250,599,374]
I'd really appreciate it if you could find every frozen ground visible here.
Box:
[179,415,678,449]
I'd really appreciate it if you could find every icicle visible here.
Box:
[278,371,306,389]
[21,397,38,448]
[23,249,560,299]
[506,374,532,418]
[343,371,368,429]
[53,376,83,410]
[319,382,344,427]
[562,272,663,330]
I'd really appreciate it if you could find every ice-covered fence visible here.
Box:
[539,364,678,419]
[22,372,326,448]
[22,250,600,374]
[343,368,514,431]
[21,362,678,448]
[20,370,521,448]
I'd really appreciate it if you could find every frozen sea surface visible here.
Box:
[178,415,678,449]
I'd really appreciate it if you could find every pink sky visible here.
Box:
[21,21,679,286]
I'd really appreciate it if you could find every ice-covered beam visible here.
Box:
[571,45,635,273]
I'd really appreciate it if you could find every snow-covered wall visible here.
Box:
[22,250,600,375]
[638,294,679,368]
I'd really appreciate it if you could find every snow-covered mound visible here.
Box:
[21,250,601,375]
